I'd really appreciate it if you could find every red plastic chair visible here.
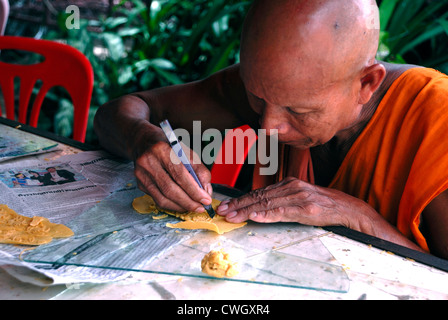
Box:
[211,125,258,187]
[0,36,93,142]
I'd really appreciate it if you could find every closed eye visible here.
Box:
[286,107,304,115]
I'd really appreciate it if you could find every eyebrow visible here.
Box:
[248,91,320,113]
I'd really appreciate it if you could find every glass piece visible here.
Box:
[24,186,349,292]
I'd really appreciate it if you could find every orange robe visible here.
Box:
[253,67,448,252]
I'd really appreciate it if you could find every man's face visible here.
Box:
[240,60,362,149]
[238,0,373,149]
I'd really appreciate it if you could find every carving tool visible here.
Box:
[160,119,215,218]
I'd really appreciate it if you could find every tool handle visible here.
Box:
[160,120,204,189]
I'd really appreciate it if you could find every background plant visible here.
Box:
[47,0,252,143]
[377,0,448,72]
[3,0,448,145]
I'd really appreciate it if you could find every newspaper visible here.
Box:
[0,150,133,219]
[0,150,349,293]
[0,125,59,162]
[0,150,142,285]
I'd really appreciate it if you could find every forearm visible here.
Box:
[94,94,164,161]
[218,177,426,254]
[346,199,425,253]
[94,65,255,161]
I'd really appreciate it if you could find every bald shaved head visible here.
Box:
[240,0,379,92]
[239,0,385,148]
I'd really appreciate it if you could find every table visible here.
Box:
[1,118,448,301]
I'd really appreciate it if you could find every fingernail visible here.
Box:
[206,183,213,196]
[201,198,211,205]
[217,204,228,213]
[195,206,205,213]
[249,212,257,219]
[227,211,237,219]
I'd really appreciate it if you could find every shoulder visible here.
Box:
[382,62,448,90]
[204,64,245,95]
[202,64,259,128]
[379,63,448,110]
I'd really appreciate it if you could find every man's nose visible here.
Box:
[259,106,288,135]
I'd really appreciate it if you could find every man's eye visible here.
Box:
[251,94,265,104]
[286,107,302,115]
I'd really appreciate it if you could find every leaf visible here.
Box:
[117,27,142,37]
[152,66,184,85]
[179,0,227,67]
[398,25,445,55]
[139,69,156,89]
[438,18,448,36]
[101,32,125,61]
[133,59,152,72]
[118,65,134,85]
[54,98,74,138]
[104,16,128,30]
[212,15,229,37]
[387,0,426,35]
[379,0,399,31]
[149,58,176,70]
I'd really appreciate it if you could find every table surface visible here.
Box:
[1,119,448,300]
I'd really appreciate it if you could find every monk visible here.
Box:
[94,0,448,259]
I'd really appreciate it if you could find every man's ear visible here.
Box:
[358,63,386,104]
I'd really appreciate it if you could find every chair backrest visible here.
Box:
[211,125,258,187]
[0,36,93,142]
[0,0,9,36]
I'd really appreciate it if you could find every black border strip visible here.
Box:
[0,117,97,151]
[213,184,448,273]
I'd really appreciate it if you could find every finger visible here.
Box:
[217,181,301,215]
[182,141,213,197]
[141,181,187,212]
[136,169,202,213]
[135,152,206,212]
[246,206,304,223]
[223,196,300,223]
[153,165,208,212]
[143,141,210,209]
[162,146,212,205]
[193,162,213,197]
[162,156,212,205]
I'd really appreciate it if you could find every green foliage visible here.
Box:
[44,0,252,144]
[377,0,448,73]
[7,0,447,144]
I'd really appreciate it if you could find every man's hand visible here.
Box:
[217,177,370,228]
[217,176,427,254]
[134,137,213,213]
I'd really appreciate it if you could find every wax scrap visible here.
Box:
[132,195,246,234]
[0,204,74,245]
[201,249,240,278]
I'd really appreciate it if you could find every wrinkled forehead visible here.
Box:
[239,42,342,107]
[239,0,376,89]
[240,3,354,92]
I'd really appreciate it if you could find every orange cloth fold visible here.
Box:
[252,68,448,252]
